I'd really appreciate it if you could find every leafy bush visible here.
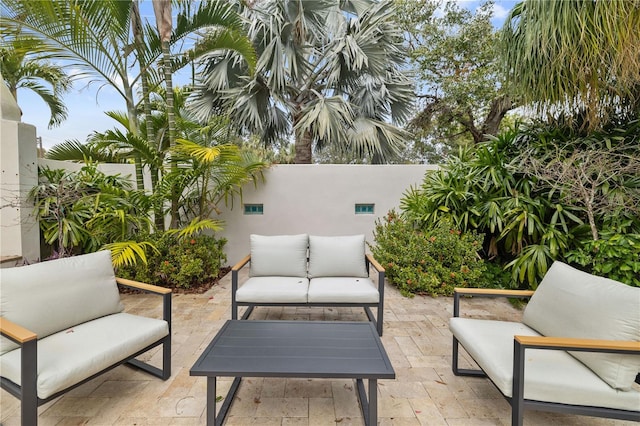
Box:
[400,119,640,289]
[370,210,485,297]
[118,232,227,289]
[30,164,150,258]
[566,232,640,288]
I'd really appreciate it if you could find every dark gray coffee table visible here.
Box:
[190,320,395,426]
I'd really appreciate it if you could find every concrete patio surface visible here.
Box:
[1,267,637,425]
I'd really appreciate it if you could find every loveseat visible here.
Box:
[450,261,640,425]
[231,234,386,335]
[0,251,172,426]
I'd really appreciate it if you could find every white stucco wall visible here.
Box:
[39,159,137,187]
[0,121,39,265]
[1,74,40,267]
[215,164,436,264]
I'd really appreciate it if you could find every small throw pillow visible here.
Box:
[308,235,368,278]
[250,234,308,277]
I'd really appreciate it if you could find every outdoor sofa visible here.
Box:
[0,250,172,426]
[450,261,640,425]
[231,234,386,335]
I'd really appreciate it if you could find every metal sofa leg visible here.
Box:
[511,340,525,426]
[21,338,38,426]
[452,337,485,377]
[162,334,171,380]
[452,336,460,375]
[162,292,172,380]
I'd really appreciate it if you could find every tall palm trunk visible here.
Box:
[132,0,164,231]
[122,80,145,190]
[163,43,178,228]
[153,0,178,228]
[293,110,312,164]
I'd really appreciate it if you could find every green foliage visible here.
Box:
[118,233,227,289]
[501,0,640,130]
[29,164,150,258]
[566,232,640,288]
[395,0,516,153]
[370,210,485,296]
[399,119,640,289]
[0,29,71,127]
[190,0,414,164]
[104,241,157,269]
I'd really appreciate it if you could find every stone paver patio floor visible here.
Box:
[1,268,637,425]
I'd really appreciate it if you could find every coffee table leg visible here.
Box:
[368,379,377,426]
[207,377,216,426]
[356,378,378,426]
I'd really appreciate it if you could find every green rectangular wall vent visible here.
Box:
[244,204,264,215]
[355,204,374,214]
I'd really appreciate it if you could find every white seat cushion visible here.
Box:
[250,234,308,277]
[449,317,640,411]
[308,235,368,278]
[523,261,640,390]
[0,313,168,399]
[308,277,379,303]
[236,277,309,303]
[0,250,124,355]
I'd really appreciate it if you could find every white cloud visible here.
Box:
[491,3,510,20]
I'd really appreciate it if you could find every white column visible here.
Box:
[1,74,40,267]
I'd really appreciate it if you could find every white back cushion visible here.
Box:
[522,261,640,390]
[0,250,124,355]
[249,234,308,277]
[308,235,368,278]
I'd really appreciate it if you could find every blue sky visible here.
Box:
[17,0,517,151]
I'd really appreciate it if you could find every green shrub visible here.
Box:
[566,233,640,287]
[370,210,485,297]
[118,232,227,289]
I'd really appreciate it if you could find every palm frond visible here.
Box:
[164,218,223,239]
[105,241,157,268]
[45,139,115,162]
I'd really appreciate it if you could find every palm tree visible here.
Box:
[0,33,71,127]
[501,0,640,130]
[1,0,255,194]
[47,86,267,228]
[189,0,415,164]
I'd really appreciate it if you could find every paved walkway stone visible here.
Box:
[1,268,637,425]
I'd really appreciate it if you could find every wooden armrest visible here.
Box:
[515,335,640,353]
[366,254,385,272]
[454,288,535,298]
[0,317,37,343]
[453,287,534,317]
[116,277,172,295]
[232,254,251,271]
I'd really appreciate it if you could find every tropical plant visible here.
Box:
[399,117,640,289]
[396,0,515,147]
[28,164,151,259]
[47,87,268,229]
[168,135,266,224]
[1,0,256,193]
[501,0,640,130]
[0,31,71,127]
[189,0,414,164]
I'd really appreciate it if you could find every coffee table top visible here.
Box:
[190,320,395,379]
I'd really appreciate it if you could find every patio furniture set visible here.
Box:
[1,234,638,425]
